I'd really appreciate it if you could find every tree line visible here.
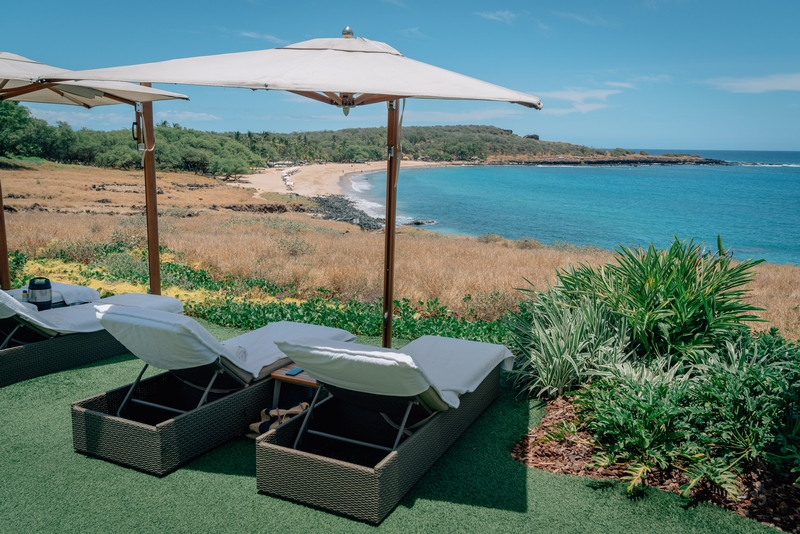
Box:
[0,101,610,175]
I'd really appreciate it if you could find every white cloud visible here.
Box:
[538,89,620,103]
[604,75,670,90]
[155,110,222,122]
[475,10,517,24]
[27,108,130,129]
[397,27,428,39]
[543,102,610,115]
[633,74,671,83]
[606,81,636,89]
[237,31,287,44]
[537,88,620,115]
[552,11,609,26]
[705,73,800,93]
[380,0,406,6]
[404,107,521,123]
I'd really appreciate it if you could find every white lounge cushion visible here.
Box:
[221,321,356,381]
[100,293,183,314]
[95,304,232,369]
[275,336,514,408]
[275,338,434,399]
[94,305,356,382]
[0,291,183,337]
[5,282,101,306]
[402,336,514,406]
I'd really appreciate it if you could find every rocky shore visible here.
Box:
[311,195,383,231]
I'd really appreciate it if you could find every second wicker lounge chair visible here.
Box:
[71,305,355,475]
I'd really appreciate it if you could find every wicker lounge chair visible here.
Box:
[0,291,183,387]
[71,305,356,475]
[257,336,513,523]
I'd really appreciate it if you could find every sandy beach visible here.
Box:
[226,160,443,197]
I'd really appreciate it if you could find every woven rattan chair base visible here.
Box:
[256,365,501,524]
[1,330,128,388]
[72,372,277,476]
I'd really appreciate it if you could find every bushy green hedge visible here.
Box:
[189,297,507,343]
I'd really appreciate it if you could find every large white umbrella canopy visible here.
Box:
[51,36,540,109]
[52,29,542,346]
[0,52,188,106]
[0,53,188,292]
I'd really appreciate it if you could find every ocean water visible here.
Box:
[347,150,800,265]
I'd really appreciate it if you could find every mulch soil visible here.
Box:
[511,396,800,533]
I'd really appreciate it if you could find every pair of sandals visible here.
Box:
[247,402,310,437]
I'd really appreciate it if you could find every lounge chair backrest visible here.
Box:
[278,336,516,409]
[5,282,101,307]
[0,290,71,335]
[274,338,437,398]
[0,291,185,339]
[95,304,238,370]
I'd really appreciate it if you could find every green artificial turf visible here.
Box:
[0,322,774,533]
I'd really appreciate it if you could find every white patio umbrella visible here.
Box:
[0,52,187,107]
[0,52,188,293]
[53,28,542,346]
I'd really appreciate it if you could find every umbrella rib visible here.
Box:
[289,90,338,106]
[47,87,92,108]
[356,94,400,106]
[0,79,8,90]
[323,92,342,105]
[0,82,58,100]
[100,93,137,106]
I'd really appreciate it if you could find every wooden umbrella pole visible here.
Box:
[0,180,10,290]
[381,100,401,348]
[140,83,161,295]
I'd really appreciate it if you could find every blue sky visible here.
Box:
[4,0,799,150]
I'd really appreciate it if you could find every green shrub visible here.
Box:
[576,376,691,470]
[558,237,764,361]
[8,250,27,282]
[506,289,627,398]
[274,236,315,257]
[477,233,505,244]
[514,237,546,250]
[573,330,800,498]
[41,239,105,264]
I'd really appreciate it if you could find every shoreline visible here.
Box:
[224,154,729,199]
[226,161,447,198]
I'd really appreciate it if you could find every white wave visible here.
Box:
[347,195,385,219]
[738,163,800,167]
[349,178,375,193]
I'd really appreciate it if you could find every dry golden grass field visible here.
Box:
[2,162,798,337]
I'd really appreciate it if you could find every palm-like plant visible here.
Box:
[558,236,764,361]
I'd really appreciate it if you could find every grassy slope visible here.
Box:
[0,322,772,534]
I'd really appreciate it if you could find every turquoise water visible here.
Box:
[347,151,800,265]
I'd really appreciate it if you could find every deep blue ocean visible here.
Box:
[347,150,800,265]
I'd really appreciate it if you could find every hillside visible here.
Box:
[0,101,715,175]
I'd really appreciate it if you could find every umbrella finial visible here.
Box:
[342,26,354,38]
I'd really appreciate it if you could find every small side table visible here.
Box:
[270,364,318,408]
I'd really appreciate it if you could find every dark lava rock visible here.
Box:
[311,195,383,231]
[405,219,436,226]
[222,203,308,214]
